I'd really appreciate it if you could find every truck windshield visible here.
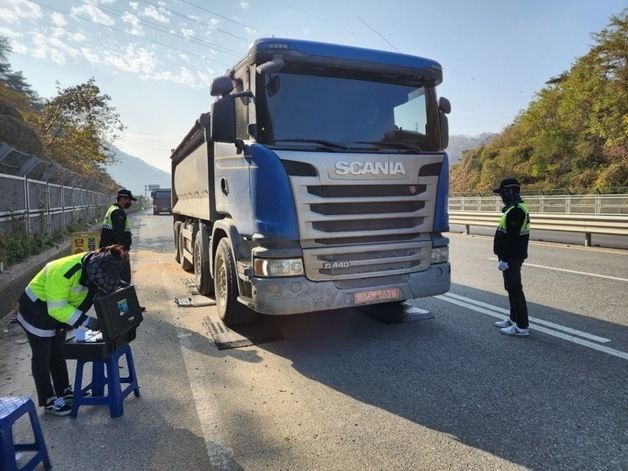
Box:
[257,70,441,152]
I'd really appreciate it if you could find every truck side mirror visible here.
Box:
[439,112,449,150]
[211,95,236,142]
[210,76,234,97]
[438,96,450,150]
[256,58,285,75]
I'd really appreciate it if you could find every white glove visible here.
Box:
[498,261,509,271]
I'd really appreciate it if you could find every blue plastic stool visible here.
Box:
[71,344,140,418]
[0,397,52,471]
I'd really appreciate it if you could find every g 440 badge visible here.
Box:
[322,261,350,270]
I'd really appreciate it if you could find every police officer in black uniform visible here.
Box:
[492,178,531,336]
[100,188,136,282]
[100,188,146,311]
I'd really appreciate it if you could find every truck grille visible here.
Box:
[303,241,431,280]
[281,151,444,281]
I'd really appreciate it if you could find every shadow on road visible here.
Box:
[259,286,627,470]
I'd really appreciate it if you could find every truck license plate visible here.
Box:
[354,288,401,304]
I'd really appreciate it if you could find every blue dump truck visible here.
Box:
[171,38,451,325]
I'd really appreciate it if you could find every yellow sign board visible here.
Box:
[71,232,100,254]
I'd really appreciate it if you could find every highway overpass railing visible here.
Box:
[449,194,628,246]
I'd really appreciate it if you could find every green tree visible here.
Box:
[450,9,627,194]
[0,36,41,109]
[32,78,125,177]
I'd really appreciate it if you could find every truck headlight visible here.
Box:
[431,246,449,264]
[253,258,304,277]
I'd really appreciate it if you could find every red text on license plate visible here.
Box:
[354,288,401,304]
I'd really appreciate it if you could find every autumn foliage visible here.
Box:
[0,37,121,189]
[450,10,628,194]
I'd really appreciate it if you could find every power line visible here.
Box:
[138,0,251,43]
[29,0,234,67]
[177,0,266,34]
[357,17,399,52]
[92,1,242,57]
[272,0,385,47]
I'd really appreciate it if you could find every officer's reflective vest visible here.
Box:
[17,252,90,337]
[102,204,130,232]
[496,202,530,236]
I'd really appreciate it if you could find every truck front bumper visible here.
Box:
[247,263,450,315]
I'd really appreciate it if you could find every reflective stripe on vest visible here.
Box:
[102,204,130,232]
[497,202,530,235]
[16,312,56,337]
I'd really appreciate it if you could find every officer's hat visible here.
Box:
[117,188,137,201]
[493,178,521,194]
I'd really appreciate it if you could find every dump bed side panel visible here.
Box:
[171,119,214,221]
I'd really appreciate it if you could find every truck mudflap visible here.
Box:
[247,263,450,315]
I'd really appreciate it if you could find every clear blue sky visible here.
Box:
[1,0,625,172]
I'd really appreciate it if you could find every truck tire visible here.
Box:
[179,229,194,272]
[214,238,257,326]
[174,221,182,263]
[194,231,214,296]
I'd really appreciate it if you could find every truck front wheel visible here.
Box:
[194,232,214,296]
[214,238,257,326]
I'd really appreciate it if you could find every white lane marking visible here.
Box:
[435,295,628,361]
[444,292,611,343]
[177,330,238,469]
[488,257,628,282]
[524,262,628,282]
[146,214,237,469]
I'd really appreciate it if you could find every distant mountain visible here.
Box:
[447,133,497,164]
[106,147,170,196]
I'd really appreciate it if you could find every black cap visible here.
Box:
[117,188,137,201]
[493,178,521,194]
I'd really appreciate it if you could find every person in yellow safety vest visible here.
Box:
[100,188,136,283]
[16,245,126,416]
[492,178,531,336]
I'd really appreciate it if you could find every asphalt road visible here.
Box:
[2,211,627,470]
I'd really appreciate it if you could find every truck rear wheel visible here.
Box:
[194,231,214,296]
[214,238,257,326]
[179,229,194,272]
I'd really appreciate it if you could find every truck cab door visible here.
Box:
[211,89,255,234]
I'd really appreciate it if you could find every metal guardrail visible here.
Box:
[449,211,628,246]
[449,194,628,214]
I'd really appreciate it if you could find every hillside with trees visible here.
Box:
[0,37,121,189]
[450,10,627,194]
[447,133,497,164]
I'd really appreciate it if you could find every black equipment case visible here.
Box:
[64,285,143,360]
